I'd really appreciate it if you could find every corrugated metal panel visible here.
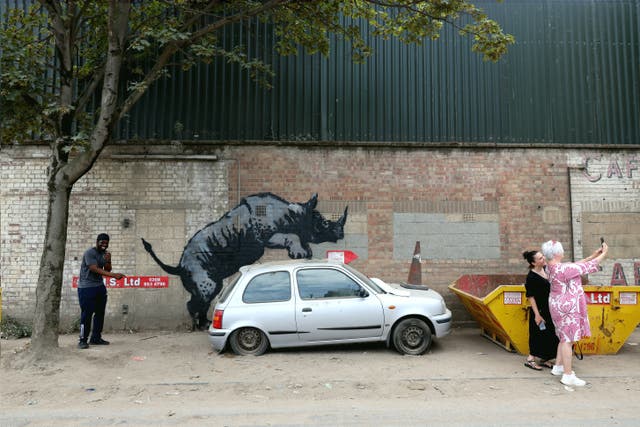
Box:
[117,0,639,144]
[2,0,639,144]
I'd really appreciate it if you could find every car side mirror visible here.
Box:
[358,288,369,298]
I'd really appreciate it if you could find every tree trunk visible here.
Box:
[31,171,73,356]
[29,1,131,358]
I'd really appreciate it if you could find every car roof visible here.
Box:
[238,259,344,274]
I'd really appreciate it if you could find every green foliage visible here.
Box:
[0,4,53,141]
[0,316,33,339]
[1,0,513,145]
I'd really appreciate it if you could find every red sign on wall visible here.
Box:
[326,250,359,264]
[72,276,169,288]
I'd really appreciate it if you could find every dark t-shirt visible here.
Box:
[78,247,106,288]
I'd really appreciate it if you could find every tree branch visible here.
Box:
[117,0,288,119]
[75,67,105,118]
[63,0,131,184]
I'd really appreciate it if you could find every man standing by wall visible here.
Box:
[77,233,125,349]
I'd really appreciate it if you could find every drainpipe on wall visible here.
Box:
[567,163,586,262]
[567,167,575,261]
[227,158,241,206]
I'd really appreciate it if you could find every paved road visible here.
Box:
[1,326,639,426]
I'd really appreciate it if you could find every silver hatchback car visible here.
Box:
[208,260,452,356]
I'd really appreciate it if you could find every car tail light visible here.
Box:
[212,309,224,329]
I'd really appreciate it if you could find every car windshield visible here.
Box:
[342,263,386,294]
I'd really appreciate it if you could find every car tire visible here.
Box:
[392,318,432,355]
[229,327,269,356]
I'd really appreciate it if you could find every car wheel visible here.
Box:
[229,327,269,356]
[392,318,432,355]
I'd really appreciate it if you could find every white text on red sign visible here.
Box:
[72,276,169,288]
[585,292,611,305]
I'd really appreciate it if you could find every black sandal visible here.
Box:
[524,359,542,371]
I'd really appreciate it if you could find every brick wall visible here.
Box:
[225,145,576,321]
[1,145,228,330]
[1,143,638,329]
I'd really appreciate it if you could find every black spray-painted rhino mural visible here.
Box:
[142,193,348,329]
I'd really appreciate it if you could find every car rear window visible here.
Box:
[242,271,291,303]
[218,273,241,303]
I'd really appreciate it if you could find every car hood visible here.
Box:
[371,278,444,301]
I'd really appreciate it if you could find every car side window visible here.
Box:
[297,268,367,300]
[242,271,291,303]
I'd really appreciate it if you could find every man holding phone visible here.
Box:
[77,233,125,349]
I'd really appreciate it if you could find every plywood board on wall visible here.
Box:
[582,212,640,260]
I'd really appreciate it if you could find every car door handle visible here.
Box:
[301,307,312,312]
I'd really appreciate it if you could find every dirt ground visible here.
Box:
[1,326,639,427]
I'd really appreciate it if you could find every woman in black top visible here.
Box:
[522,250,559,370]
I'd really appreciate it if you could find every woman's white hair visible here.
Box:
[541,240,564,261]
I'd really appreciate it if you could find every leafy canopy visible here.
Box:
[1,0,514,144]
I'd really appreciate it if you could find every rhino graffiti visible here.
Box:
[142,193,348,329]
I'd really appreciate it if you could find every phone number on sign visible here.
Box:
[72,276,169,288]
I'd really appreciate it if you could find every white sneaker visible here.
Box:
[550,365,564,376]
[561,372,586,387]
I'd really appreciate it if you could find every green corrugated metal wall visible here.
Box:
[120,0,639,144]
[3,1,639,144]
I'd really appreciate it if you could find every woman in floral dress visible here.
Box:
[541,240,608,387]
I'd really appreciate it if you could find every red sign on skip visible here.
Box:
[585,291,611,305]
[72,276,169,288]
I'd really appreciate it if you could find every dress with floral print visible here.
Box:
[547,259,600,343]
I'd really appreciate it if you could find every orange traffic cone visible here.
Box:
[407,241,422,285]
